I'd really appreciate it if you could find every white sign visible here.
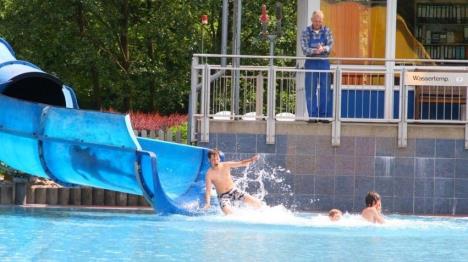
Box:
[404,72,468,87]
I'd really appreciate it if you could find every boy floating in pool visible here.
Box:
[361,191,385,224]
[328,208,342,221]
[203,149,263,215]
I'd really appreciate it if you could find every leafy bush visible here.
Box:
[169,122,188,144]
[129,112,187,131]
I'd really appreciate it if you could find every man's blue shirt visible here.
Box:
[300,26,334,57]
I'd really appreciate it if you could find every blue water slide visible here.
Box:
[0,38,213,215]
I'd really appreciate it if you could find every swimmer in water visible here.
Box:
[361,191,385,224]
[328,208,343,221]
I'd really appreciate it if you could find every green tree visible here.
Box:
[0,0,297,114]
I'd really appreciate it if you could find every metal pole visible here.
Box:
[269,36,276,66]
[221,0,228,67]
[332,66,342,146]
[398,68,407,148]
[266,64,276,144]
[384,0,398,120]
[465,84,468,149]
[231,0,242,116]
[189,57,199,142]
[200,64,210,142]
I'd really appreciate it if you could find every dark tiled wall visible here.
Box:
[199,133,468,215]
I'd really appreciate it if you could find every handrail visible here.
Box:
[191,54,468,148]
[193,53,468,65]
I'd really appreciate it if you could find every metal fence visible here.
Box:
[189,54,468,147]
[134,129,186,144]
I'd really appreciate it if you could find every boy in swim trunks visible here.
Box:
[203,149,263,215]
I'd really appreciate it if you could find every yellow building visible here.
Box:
[298,0,467,60]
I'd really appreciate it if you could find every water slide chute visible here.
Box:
[0,38,213,215]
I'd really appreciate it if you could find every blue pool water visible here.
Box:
[1,207,467,262]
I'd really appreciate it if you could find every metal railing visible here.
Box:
[189,54,468,147]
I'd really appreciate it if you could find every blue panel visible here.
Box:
[0,133,48,178]
[0,95,43,133]
[377,91,385,118]
[421,103,460,120]
[367,91,375,118]
[138,138,216,215]
[341,90,384,119]
[393,90,399,119]
[43,142,141,194]
[394,90,416,119]
[0,95,48,178]
[137,138,209,198]
[342,89,414,119]
[348,90,355,117]
[407,90,415,119]
[42,107,139,150]
[361,90,370,118]
[370,91,383,118]
[355,90,369,118]
[341,90,348,117]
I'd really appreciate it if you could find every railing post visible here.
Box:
[266,65,276,144]
[398,68,408,148]
[200,64,210,142]
[465,85,468,149]
[384,62,395,120]
[189,56,199,143]
[384,0,397,120]
[332,66,341,146]
[465,123,468,149]
[256,73,264,118]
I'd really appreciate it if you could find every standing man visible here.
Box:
[301,10,334,120]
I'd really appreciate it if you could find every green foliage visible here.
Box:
[0,162,8,176]
[169,122,188,144]
[0,0,297,114]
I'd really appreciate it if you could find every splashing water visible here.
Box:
[194,206,468,231]
[232,154,292,202]
[201,154,468,231]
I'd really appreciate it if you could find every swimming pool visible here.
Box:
[0,207,467,261]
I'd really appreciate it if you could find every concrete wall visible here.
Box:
[199,121,468,215]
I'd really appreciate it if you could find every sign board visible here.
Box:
[404,72,468,87]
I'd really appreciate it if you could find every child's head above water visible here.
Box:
[328,209,343,221]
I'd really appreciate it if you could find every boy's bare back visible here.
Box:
[361,206,384,224]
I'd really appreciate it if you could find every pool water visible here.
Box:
[0,206,467,262]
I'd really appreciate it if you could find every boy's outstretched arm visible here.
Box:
[224,154,260,168]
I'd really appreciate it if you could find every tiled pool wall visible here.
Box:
[198,122,468,215]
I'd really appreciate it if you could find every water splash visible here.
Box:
[232,154,293,202]
[186,207,468,231]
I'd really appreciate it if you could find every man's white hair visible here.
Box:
[312,10,324,19]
